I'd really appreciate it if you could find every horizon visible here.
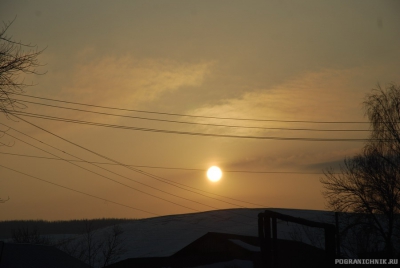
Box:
[0,206,335,222]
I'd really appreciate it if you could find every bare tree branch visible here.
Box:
[320,84,400,258]
[0,18,45,116]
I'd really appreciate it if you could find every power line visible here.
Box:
[0,163,159,216]
[2,120,269,221]
[11,92,370,124]
[0,151,330,175]
[0,163,257,232]
[1,130,261,229]
[6,110,372,142]
[3,130,206,213]
[6,115,269,208]
[14,99,370,132]
[3,128,264,226]
[2,126,263,227]
[4,128,255,218]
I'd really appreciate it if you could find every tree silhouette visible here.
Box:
[0,18,44,116]
[55,221,126,268]
[321,84,400,258]
[0,18,45,203]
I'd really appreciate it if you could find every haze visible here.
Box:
[0,0,399,220]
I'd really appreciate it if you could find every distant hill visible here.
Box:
[0,218,137,239]
[2,208,398,267]
[0,208,337,267]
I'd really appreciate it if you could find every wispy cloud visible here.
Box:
[64,55,213,108]
[188,67,372,136]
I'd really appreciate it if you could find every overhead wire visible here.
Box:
[2,119,267,222]
[0,130,319,208]
[13,98,370,132]
[0,151,333,175]
[2,130,206,213]
[2,128,261,226]
[1,95,349,226]
[0,163,258,231]
[2,124,253,209]
[10,92,371,124]
[1,119,268,208]
[5,110,372,142]
[1,94,368,220]
[0,163,159,216]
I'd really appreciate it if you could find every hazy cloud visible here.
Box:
[188,67,374,136]
[64,56,213,107]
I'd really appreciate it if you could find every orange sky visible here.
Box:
[0,0,399,220]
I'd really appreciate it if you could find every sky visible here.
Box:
[0,0,399,220]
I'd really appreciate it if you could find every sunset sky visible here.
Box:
[0,0,399,220]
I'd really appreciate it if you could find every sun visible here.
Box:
[207,166,222,182]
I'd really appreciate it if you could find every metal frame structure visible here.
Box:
[258,210,336,267]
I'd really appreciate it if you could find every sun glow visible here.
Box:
[207,166,222,182]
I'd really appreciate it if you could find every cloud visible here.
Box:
[64,55,213,108]
[178,67,374,173]
[224,146,360,172]
[12,54,214,139]
[187,67,370,137]
[24,55,213,131]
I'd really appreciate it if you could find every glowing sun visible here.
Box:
[207,166,222,182]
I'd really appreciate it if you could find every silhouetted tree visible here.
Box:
[0,18,44,116]
[11,226,50,245]
[321,84,400,258]
[56,220,126,268]
[100,225,126,267]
